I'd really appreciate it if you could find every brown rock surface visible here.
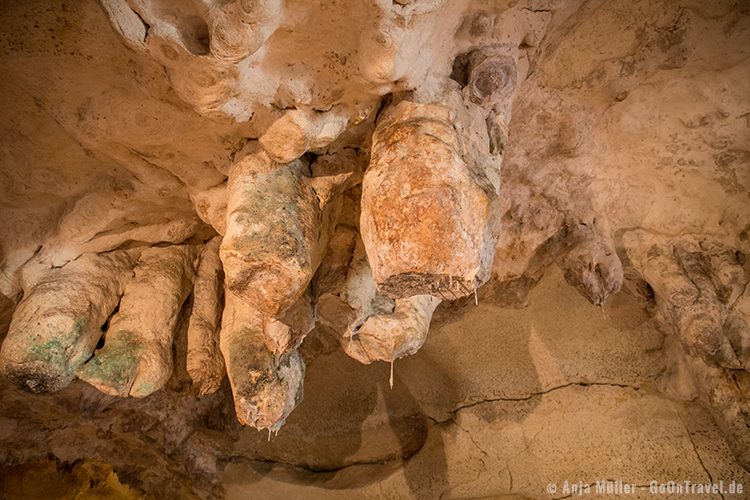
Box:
[360,99,497,300]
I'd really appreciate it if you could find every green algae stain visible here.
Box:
[78,335,144,394]
[30,339,65,366]
[28,316,88,365]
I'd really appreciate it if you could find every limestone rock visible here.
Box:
[311,224,358,300]
[220,290,304,431]
[342,295,441,365]
[626,233,750,471]
[0,250,139,393]
[262,292,315,356]
[77,245,195,397]
[315,232,442,366]
[186,237,225,396]
[685,354,750,470]
[463,45,518,109]
[190,184,228,236]
[627,235,749,369]
[207,0,284,64]
[1,0,750,485]
[549,216,623,306]
[259,108,348,164]
[220,153,339,316]
[360,99,497,300]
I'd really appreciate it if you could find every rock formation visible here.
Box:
[0,0,749,495]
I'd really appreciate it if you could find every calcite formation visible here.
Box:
[0,250,140,392]
[0,0,749,479]
[77,245,195,397]
[343,295,441,367]
[220,152,339,317]
[360,99,497,299]
[220,290,304,432]
[186,237,225,395]
[548,217,623,306]
[626,235,749,370]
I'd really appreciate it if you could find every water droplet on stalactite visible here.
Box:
[389,359,394,390]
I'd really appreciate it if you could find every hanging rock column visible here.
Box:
[220,153,338,316]
[77,245,196,398]
[0,250,140,393]
[359,99,497,300]
[186,237,226,395]
[220,289,305,432]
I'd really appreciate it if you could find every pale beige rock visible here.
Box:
[0,249,140,393]
[190,184,227,236]
[4,253,750,498]
[263,292,315,356]
[316,233,442,366]
[342,295,440,365]
[548,216,623,306]
[360,99,496,300]
[260,109,348,164]
[186,237,225,396]
[98,0,463,124]
[341,237,396,323]
[627,235,748,369]
[313,226,364,339]
[311,224,358,300]
[685,354,750,469]
[99,0,243,117]
[626,234,750,470]
[220,290,304,431]
[221,153,339,316]
[207,0,283,63]
[77,245,195,398]
[27,186,202,269]
[463,44,518,109]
